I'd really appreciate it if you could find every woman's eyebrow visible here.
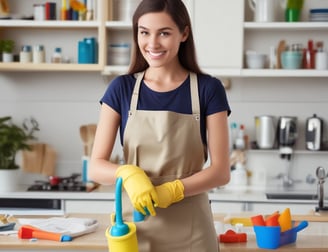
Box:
[138,25,173,31]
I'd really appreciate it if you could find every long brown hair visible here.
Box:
[127,0,202,74]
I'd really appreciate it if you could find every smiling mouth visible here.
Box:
[147,50,165,58]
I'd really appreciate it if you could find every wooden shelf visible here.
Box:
[0,20,100,28]
[0,63,102,72]
[244,22,328,30]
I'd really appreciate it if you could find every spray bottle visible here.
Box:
[106,177,139,252]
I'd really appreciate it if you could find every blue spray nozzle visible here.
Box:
[110,177,129,237]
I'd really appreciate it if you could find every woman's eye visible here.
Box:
[139,30,148,35]
[160,32,169,36]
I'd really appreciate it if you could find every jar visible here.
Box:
[34,4,45,21]
[51,47,62,63]
[20,45,32,63]
[33,45,46,63]
[108,43,131,65]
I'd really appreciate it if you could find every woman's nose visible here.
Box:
[148,35,159,47]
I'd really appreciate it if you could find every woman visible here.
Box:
[89,0,231,251]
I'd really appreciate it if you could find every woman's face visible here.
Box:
[137,11,189,69]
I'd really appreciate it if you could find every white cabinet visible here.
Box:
[193,0,244,71]
[65,199,114,214]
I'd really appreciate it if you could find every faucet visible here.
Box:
[315,166,328,212]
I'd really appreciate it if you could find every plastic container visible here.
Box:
[253,221,308,249]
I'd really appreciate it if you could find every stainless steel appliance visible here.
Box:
[277,116,298,157]
[306,114,323,151]
[255,115,277,149]
[27,173,96,192]
[277,116,298,188]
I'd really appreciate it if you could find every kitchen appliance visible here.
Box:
[27,173,96,192]
[277,116,298,157]
[255,115,277,149]
[306,114,323,151]
[277,116,297,188]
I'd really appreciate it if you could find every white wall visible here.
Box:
[0,72,121,183]
[1,71,327,189]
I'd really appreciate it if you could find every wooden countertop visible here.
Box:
[0,213,327,251]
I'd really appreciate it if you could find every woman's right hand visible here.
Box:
[116,165,159,216]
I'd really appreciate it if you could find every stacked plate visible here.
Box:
[309,8,328,22]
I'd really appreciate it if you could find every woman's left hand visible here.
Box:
[155,180,184,208]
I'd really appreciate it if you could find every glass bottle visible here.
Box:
[51,47,62,63]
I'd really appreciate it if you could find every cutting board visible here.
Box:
[292,210,328,222]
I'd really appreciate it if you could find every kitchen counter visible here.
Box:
[0,213,327,251]
[1,185,323,215]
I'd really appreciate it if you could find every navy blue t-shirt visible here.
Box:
[100,73,231,146]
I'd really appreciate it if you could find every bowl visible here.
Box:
[246,52,267,69]
[281,51,303,69]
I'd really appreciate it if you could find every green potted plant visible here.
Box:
[0,116,39,192]
[0,39,15,62]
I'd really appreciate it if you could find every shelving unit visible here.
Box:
[0,0,105,72]
[1,0,328,77]
[242,20,328,77]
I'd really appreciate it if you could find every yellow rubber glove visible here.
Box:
[116,165,158,216]
[155,180,184,208]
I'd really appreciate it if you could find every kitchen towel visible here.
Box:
[17,217,98,238]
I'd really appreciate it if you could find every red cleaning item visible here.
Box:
[251,215,266,226]
[219,230,247,243]
[265,211,280,226]
[18,225,72,242]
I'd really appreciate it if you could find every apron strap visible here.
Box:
[129,72,145,115]
[129,71,200,119]
[189,73,200,120]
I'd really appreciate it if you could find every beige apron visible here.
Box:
[122,72,218,252]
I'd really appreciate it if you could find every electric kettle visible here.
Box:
[306,114,323,151]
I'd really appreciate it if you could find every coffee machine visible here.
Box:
[277,116,298,187]
[277,116,298,159]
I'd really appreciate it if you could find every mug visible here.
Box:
[248,0,278,22]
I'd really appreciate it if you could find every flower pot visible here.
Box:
[2,52,14,62]
[0,169,20,192]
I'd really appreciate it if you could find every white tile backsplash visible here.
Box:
[1,72,327,190]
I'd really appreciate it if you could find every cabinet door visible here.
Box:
[193,0,244,69]
[65,200,114,214]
